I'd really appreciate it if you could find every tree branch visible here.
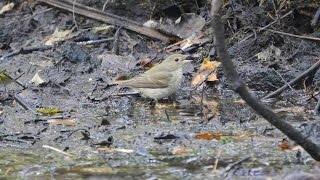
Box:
[211,0,320,160]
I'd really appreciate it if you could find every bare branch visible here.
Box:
[211,0,320,160]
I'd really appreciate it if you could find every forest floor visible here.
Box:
[0,0,320,179]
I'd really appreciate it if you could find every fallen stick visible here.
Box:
[0,45,52,60]
[263,59,320,99]
[37,0,171,42]
[264,29,320,42]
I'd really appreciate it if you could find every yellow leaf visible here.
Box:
[91,25,114,34]
[43,29,74,46]
[0,72,13,86]
[37,108,63,116]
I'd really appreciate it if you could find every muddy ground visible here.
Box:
[1,0,320,179]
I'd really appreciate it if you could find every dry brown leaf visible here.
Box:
[279,140,292,151]
[199,57,221,71]
[195,133,222,140]
[207,73,218,82]
[192,57,220,87]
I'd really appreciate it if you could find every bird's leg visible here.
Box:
[149,99,157,108]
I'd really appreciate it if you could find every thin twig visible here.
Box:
[238,10,293,44]
[223,156,251,175]
[112,26,123,55]
[42,145,74,157]
[311,7,320,27]
[4,8,53,27]
[263,59,320,99]
[76,37,114,45]
[72,0,79,30]
[0,45,53,60]
[164,109,171,122]
[272,69,300,96]
[37,0,171,42]
[314,99,320,114]
[102,0,111,11]
[264,29,320,42]
[14,94,37,113]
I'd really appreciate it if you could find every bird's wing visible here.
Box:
[120,72,172,88]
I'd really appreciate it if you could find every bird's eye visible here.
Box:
[175,58,179,62]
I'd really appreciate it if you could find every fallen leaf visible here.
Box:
[91,25,114,34]
[43,28,78,46]
[256,45,281,63]
[0,72,13,86]
[199,57,221,71]
[192,57,220,87]
[279,139,292,151]
[30,72,45,85]
[195,133,222,140]
[0,2,15,15]
[37,108,63,116]
[180,32,208,51]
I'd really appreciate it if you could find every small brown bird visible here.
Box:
[116,54,191,99]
